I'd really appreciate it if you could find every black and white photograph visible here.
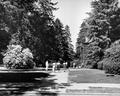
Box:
[0,0,120,96]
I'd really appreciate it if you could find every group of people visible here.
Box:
[45,60,68,72]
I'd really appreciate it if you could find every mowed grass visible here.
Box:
[68,69,120,83]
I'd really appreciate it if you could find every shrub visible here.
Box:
[103,57,120,74]
[101,44,120,74]
[97,60,104,70]
[3,45,35,69]
[85,44,104,69]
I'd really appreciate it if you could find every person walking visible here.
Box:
[45,60,49,71]
[57,61,60,70]
[73,62,76,68]
[52,62,56,72]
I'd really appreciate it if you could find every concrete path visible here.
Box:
[48,71,68,84]
[36,70,120,95]
[45,70,120,96]
[0,69,120,96]
[67,83,120,90]
[22,70,120,96]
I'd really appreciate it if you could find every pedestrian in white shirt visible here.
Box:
[45,60,49,71]
[52,62,56,72]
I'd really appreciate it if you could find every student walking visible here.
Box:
[73,62,76,68]
[45,60,49,71]
[52,62,56,72]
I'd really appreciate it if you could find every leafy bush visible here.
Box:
[85,44,104,69]
[97,60,104,70]
[3,45,35,69]
[103,57,120,74]
[101,44,120,74]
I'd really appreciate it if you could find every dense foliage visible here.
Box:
[76,0,120,71]
[0,0,74,67]
[99,40,120,74]
[3,45,35,69]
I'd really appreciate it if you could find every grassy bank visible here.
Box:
[68,69,120,83]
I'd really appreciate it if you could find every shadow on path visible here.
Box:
[0,72,57,96]
[0,71,70,96]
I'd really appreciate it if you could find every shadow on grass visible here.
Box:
[0,71,50,82]
[0,72,59,96]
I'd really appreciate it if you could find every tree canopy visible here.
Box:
[76,0,120,68]
[0,0,74,66]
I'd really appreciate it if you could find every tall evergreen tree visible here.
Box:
[76,0,119,68]
[54,18,64,61]
[63,25,74,62]
[0,0,57,65]
[28,0,57,65]
[0,0,74,66]
[54,19,74,62]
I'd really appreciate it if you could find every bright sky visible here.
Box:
[52,0,91,50]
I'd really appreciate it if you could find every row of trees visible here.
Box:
[76,0,120,74]
[0,0,74,67]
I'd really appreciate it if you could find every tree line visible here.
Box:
[0,0,74,66]
[76,0,120,74]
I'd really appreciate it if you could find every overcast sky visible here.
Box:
[52,0,91,50]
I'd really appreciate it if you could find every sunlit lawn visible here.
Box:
[69,69,120,83]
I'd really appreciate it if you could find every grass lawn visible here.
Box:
[68,69,120,83]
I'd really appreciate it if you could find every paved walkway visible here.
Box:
[0,69,120,96]
[25,70,120,96]
[48,70,68,84]
[44,70,120,96]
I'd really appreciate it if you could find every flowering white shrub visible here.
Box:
[3,45,35,69]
